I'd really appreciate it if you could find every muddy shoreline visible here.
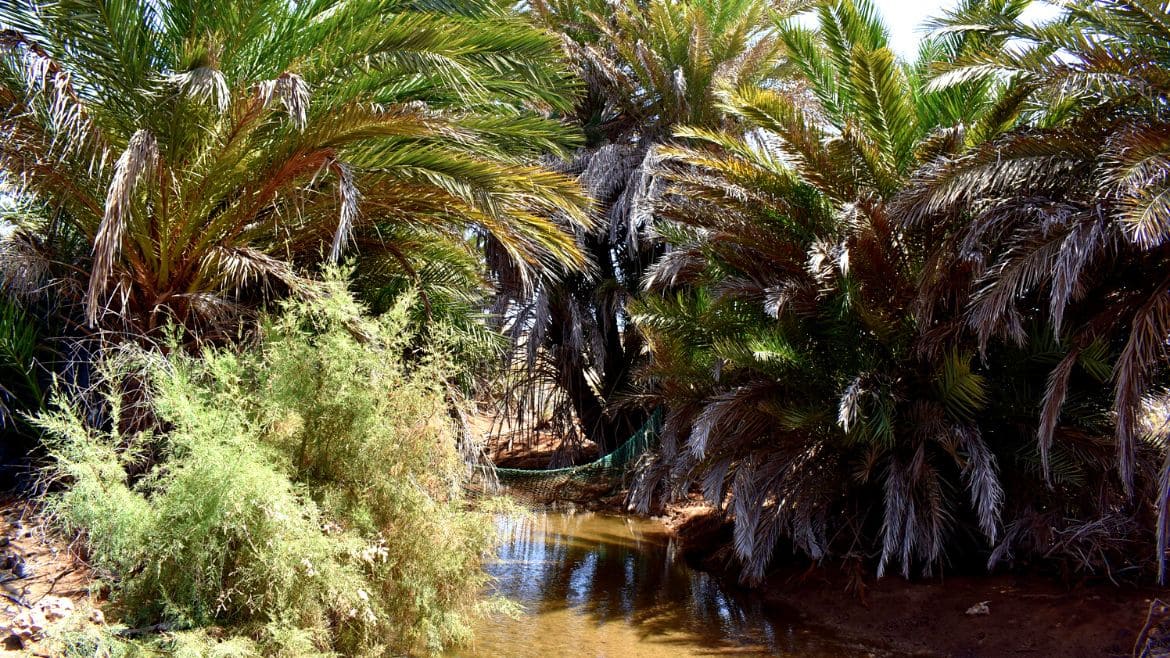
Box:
[513,483,1164,656]
[658,501,1165,658]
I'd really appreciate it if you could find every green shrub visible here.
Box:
[34,279,494,656]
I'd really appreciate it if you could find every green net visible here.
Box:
[493,411,661,500]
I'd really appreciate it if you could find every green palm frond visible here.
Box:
[0,296,44,420]
[934,349,989,421]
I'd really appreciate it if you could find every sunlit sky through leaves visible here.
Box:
[797,0,1064,60]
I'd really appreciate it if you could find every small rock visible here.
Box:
[8,609,47,641]
[965,601,991,616]
[38,596,73,622]
[89,609,105,625]
[12,559,32,579]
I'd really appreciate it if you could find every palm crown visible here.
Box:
[893,0,1170,578]
[0,0,590,340]
[903,0,1170,523]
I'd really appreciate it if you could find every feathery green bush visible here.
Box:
[35,279,494,656]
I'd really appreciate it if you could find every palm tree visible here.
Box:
[0,0,590,344]
[902,0,1170,577]
[630,0,1027,582]
[492,0,795,458]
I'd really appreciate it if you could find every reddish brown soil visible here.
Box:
[758,564,1160,657]
[0,499,105,655]
[487,431,600,469]
[665,502,1167,658]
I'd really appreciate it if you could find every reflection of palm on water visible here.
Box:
[446,512,890,658]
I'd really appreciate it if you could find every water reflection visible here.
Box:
[449,511,890,657]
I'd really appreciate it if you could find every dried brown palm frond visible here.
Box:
[0,229,54,302]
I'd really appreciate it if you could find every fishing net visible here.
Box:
[493,411,660,501]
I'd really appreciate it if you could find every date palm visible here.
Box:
[901,0,1170,576]
[492,0,796,457]
[631,0,1025,582]
[0,0,589,343]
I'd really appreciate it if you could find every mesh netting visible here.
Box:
[494,411,660,501]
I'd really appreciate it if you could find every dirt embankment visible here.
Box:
[663,501,1167,658]
[0,499,106,656]
[486,431,601,470]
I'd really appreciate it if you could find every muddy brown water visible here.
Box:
[448,510,895,657]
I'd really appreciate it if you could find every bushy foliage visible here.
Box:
[34,281,495,656]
